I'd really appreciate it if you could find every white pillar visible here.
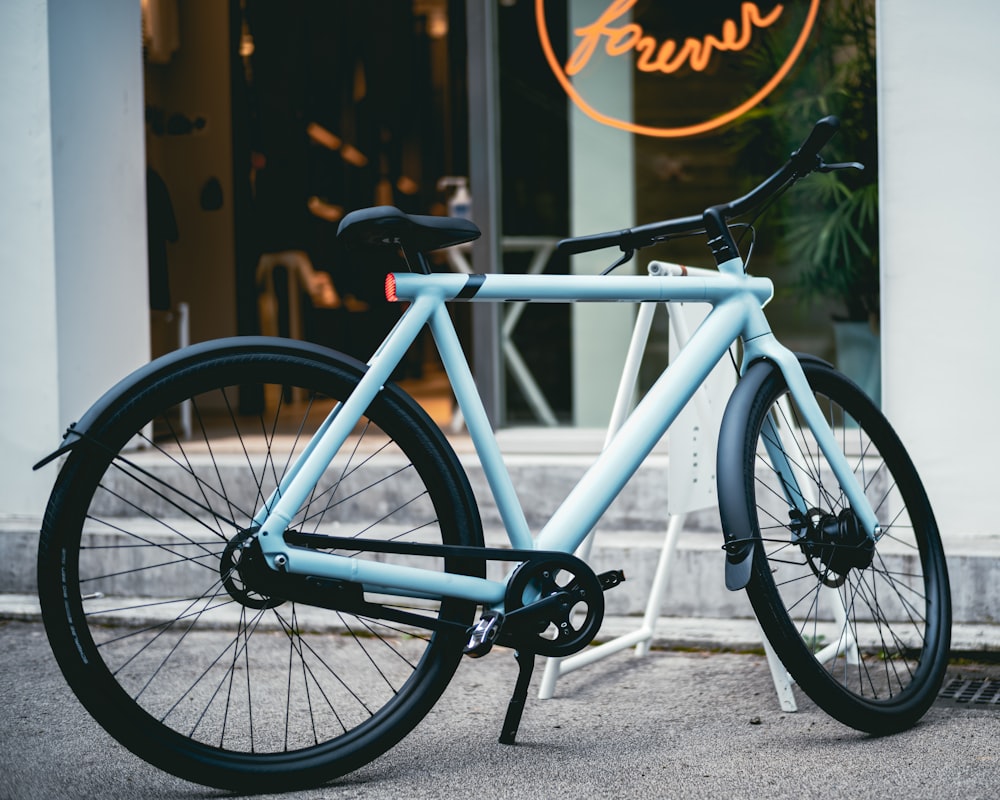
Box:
[48,0,150,424]
[0,0,62,515]
[569,0,636,427]
[0,0,148,517]
[878,0,1000,539]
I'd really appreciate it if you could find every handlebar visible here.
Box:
[556,116,848,263]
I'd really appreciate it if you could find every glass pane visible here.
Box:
[497,0,879,420]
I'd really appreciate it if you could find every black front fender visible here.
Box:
[716,352,832,591]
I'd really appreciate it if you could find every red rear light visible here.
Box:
[384,273,397,302]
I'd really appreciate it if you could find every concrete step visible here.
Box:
[6,514,999,632]
[8,428,999,638]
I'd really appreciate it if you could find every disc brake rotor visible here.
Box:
[220,530,285,610]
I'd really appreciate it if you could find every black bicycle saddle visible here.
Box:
[337,206,481,253]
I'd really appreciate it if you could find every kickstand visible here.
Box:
[499,649,535,745]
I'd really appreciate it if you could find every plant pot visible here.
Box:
[833,320,881,407]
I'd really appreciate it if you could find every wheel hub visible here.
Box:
[790,506,875,582]
[220,529,285,609]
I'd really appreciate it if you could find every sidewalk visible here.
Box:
[2,616,998,800]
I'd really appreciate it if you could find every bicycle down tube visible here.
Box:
[254,265,880,606]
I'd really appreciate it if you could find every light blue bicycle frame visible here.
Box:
[251,255,881,609]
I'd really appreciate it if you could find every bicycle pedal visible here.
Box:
[464,611,504,658]
[598,569,626,591]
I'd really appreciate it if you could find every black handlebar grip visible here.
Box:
[791,115,840,167]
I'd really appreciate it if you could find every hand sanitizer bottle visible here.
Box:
[437,176,473,221]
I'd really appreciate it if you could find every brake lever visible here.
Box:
[817,161,865,173]
[600,246,635,275]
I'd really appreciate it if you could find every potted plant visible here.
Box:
[737,0,881,401]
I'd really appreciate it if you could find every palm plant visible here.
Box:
[783,169,879,322]
[737,0,879,323]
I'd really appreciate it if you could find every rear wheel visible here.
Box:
[720,358,950,733]
[37,341,483,790]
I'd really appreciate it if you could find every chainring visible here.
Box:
[502,556,605,657]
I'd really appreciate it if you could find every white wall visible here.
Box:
[0,0,149,516]
[878,0,1000,539]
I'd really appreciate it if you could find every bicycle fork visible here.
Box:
[751,338,881,541]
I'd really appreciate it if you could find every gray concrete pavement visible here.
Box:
[2,617,999,800]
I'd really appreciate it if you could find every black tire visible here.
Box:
[718,357,950,734]
[37,340,484,791]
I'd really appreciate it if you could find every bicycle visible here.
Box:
[34,117,951,791]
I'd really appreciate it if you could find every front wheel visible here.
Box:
[718,357,951,734]
[37,339,485,791]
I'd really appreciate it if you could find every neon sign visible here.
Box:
[536,0,821,138]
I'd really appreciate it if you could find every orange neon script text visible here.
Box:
[535,0,819,138]
[566,0,784,76]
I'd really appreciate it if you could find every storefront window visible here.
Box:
[496,0,879,423]
[224,1,878,429]
[241,0,470,385]
[496,2,571,424]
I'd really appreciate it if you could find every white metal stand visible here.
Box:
[148,301,191,441]
[174,301,191,439]
[538,262,797,711]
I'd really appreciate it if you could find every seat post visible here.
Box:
[401,245,432,275]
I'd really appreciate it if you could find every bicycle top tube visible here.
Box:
[388,270,775,307]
